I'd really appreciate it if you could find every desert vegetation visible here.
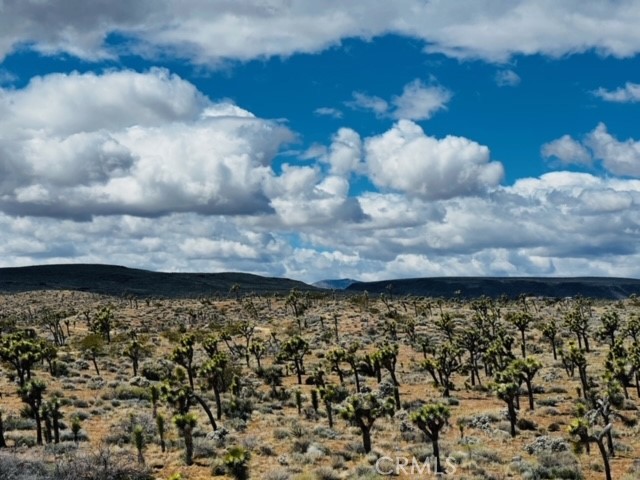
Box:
[1,286,640,479]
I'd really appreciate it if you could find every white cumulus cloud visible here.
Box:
[364,120,504,200]
[0,68,295,218]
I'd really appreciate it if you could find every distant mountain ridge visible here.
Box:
[312,278,361,290]
[0,264,317,298]
[1,264,640,300]
[345,276,640,300]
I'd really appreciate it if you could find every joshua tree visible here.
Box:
[248,339,266,369]
[0,329,44,386]
[156,413,166,452]
[123,337,149,377]
[425,341,462,397]
[41,397,63,444]
[19,378,47,445]
[325,347,346,384]
[510,357,543,410]
[588,397,620,458]
[161,368,218,432]
[410,403,451,473]
[507,311,534,358]
[565,343,591,401]
[277,336,309,384]
[565,306,591,352]
[434,313,456,341]
[493,373,519,438]
[541,319,559,360]
[318,384,340,428]
[133,424,146,465]
[339,393,394,453]
[90,305,115,343]
[174,413,198,465]
[457,326,486,386]
[171,333,197,389]
[285,289,306,330]
[597,311,622,347]
[224,446,250,480]
[79,333,105,376]
[200,351,232,420]
[373,343,401,407]
[568,419,612,480]
[71,417,82,443]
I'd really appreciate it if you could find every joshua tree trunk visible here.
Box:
[0,412,6,448]
[432,432,442,473]
[596,438,612,480]
[193,393,217,431]
[507,402,517,438]
[361,425,372,453]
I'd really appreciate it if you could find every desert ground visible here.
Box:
[1,288,639,480]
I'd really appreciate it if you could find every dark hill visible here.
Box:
[0,264,318,298]
[345,276,640,300]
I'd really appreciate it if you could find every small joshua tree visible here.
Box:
[71,416,82,443]
[174,412,198,465]
[156,413,166,453]
[318,384,346,429]
[541,319,559,360]
[410,403,451,473]
[133,424,146,465]
[339,393,394,453]
[224,446,250,480]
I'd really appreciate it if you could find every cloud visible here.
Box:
[586,123,640,177]
[364,120,504,200]
[390,80,451,120]
[314,107,343,119]
[541,134,592,166]
[495,69,521,87]
[322,128,363,176]
[346,92,389,117]
[2,1,640,64]
[0,68,295,218]
[348,79,451,121]
[593,82,640,103]
[543,124,640,177]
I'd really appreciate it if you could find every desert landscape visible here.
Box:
[1,269,640,480]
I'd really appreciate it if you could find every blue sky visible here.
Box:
[1,1,640,282]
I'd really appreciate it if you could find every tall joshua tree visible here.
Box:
[373,343,401,407]
[511,357,542,410]
[508,311,534,358]
[19,379,47,445]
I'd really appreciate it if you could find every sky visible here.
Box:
[1,1,640,284]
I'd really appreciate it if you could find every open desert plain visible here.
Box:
[2,278,640,480]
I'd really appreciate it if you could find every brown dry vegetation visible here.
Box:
[1,288,640,480]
